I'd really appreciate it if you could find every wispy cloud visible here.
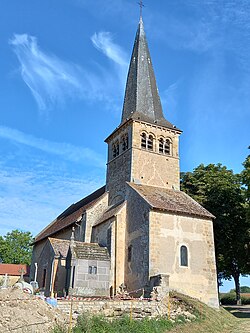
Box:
[0,125,105,167]
[161,80,181,123]
[9,34,85,111]
[9,33,128,113]
[91,31,128,85]
[91,32,128,67]
[0,162,104,236]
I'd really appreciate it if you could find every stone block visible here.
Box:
[98,261,110,268]
[98,274,109,282]
[97,267,107,275]
[89,280,107,289]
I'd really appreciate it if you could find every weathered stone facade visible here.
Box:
[31,16,219,308]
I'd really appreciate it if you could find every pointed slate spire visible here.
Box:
[121,17,176,129]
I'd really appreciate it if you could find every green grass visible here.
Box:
[51,293,238,333]
[52,314,180,333]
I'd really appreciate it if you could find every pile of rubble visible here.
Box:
[0,287,68,333]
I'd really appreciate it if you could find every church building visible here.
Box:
[31,16,219,308]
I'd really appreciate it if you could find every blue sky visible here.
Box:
[0,1,249,291]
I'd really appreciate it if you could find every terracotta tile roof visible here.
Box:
[0,264,30,276]
[93,201,126,227]
[72,242,110,261]
[34,186,106,243]
[128,183,214,219]
[48,238,70,258]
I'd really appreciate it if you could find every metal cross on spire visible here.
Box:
[138,0,145,18]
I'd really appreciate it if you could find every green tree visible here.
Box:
[242,148,250,221]
[241,148,250,276]
[181,163,250,304]
[230,286,250,293]
[0,230,33,265]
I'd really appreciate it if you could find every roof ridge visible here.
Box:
[121,17,177,129]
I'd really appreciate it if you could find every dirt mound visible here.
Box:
[0,287,68,332]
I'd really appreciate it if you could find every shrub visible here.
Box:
[220,292,250,305]
[220,293,237,305]
[241,295,250,305]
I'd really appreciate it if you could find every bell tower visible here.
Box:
[106,17,182,205]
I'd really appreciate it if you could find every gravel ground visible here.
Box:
[0,287,68,333]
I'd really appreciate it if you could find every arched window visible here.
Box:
[165,139,171,155]
[116,141,119,156]
[159,138,164,153]
[112,141,120,158]
[112,143,117,158]
[147,135,153,150]
[141,133,147,149]
[180,245,188,267]
[122,134,128,151]
[158,138,171,155]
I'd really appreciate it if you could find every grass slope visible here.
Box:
[52,293,238,333]
[168,294,237,333]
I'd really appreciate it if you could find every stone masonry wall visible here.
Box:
[85,193,109,243]
[57,299,169,319]
[70,258,110,297]
[131,121,180,190]
[149,210,219,308]
[125,185,150,293]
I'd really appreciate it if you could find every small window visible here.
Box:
[158,138,171,155]
[141,133,147,149]
[112,144,117,158]
[128,245,133,262]
[89,266,97,274]
[159,138,164,153]
[180,245,188,267]
[112,141,120,158]
[165,139,170,155]
[122,134,129,151]
[147,135,153,150]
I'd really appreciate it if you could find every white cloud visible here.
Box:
[0,125,105,167]
[9,34,84,111]
[9,33,128,113]
[0,163,104,236]
[91,31,128,86]
[91,32,128,67]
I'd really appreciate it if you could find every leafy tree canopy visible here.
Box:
[230,286,250,293]
[242,149,250,219]
[181,163,250,302]
[0,230,33,265]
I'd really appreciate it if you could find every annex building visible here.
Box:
[31,17,219,308]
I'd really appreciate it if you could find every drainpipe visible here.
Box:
[49,258,55,296]
[34,263,38,283]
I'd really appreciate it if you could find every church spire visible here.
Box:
[121,17,175,129]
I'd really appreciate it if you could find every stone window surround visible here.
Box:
[140,131,173,156]
[180,245,188,267]
[88,265,98,274]
[140,131,155,151]
[111,133,129,159]
[158,136,172,155]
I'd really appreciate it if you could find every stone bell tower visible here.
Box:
[106,17,182,205]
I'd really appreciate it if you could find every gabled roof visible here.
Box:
[0,264,30,276]
[121,17,179,131]
[128,183,214,219]
[48,238,70,258]
[73,242,110,261]
[34,186,106,243]
[93,201,126,227]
